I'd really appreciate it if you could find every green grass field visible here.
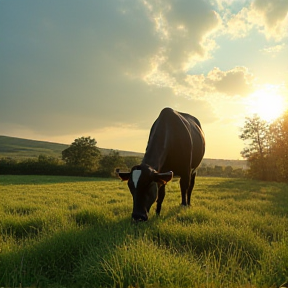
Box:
[0,175,287,288]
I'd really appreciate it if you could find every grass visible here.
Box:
[0,175,287,288]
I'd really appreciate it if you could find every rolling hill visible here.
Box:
[0,135,144,159]
[0,135,246,168]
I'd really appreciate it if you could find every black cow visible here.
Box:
[117,107,205,221]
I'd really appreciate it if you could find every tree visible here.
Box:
[123,156,142,169]
[224,166,233,177]
[239,115,271,180]
[240,111,288,182]
[214,165,223,176]
[239,115,270,158]
[38,154,60,165]
[269,111,288,182]
[98,150,126,177]
[62,137,101,172]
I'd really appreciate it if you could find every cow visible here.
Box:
[116,107,205,221]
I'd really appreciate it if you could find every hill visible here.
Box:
[0,135,246,168]
[0,135,144,159]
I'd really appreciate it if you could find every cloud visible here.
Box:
[0,0,271,147]
[0,1,162,134]
[251,0,288,40]
[223,7,253,38]
[185,67,255,97]
[143,0,222,73]
[260,43,286,56]
[219,0,288,40]
[212,0,249,11]
[207,67,255,96]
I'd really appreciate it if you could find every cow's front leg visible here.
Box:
[156,185,166,215]
[180,176,190,206]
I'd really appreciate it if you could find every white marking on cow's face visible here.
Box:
[132,170,142,188]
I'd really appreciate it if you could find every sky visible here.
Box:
[1,0,288,160]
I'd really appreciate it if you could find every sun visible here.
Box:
[246,86,286,122]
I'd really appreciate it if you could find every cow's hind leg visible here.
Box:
[180,176,190,206]
[187,171,196,206]
[156,185,166,215]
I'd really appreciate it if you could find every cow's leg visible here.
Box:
[187,171,196,206]
[180,176,190,206]
[156,185,166,215]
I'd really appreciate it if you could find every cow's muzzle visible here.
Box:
[132,213,148,222]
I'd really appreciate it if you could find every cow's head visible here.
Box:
[116,164,173,221]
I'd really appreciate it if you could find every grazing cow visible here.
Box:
[117,107,205,221]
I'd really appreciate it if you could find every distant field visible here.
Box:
[0,175,287,287]
[0,135,246,168]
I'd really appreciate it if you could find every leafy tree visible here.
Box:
[240,112,288,182]
[239,115,271,180]
[62,137,101,171]
[98,150,126,177]
[38,154,60,165]
[224,166,233,177]
[239,115,270,158]
[269,111,288,182]
[123,156,142,169]
[213,165,223,176]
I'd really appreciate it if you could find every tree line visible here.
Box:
[0,136,246,178]
[197,165,245,178]
[0,137,140,177]
[0,137,245,178]
[240,111,288,182]
[3,110,288,183]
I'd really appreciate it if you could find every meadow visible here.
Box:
[0,175,287,288]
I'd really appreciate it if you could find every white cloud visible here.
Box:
[219,0,288,40]
[260,43,286,56]
[143,0,221,73]
[223,7,252,38]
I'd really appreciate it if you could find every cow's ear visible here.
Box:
[154,171,173,184]
[116,169,131,181]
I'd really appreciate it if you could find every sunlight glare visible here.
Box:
[247,86,286,122]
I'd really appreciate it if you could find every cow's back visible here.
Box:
[142,107,205,176]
